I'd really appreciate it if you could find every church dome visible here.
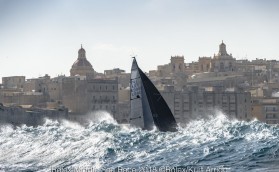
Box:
[72,58,92,68]
[70,45,95,76]
[72,59,92,67]
[72,45,92,67]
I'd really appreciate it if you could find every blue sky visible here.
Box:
[0,0,278,80]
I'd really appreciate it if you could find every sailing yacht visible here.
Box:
[130,57,177,132]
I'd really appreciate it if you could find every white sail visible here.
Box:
[130,58,145,128]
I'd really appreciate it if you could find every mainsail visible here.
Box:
[130,58,177,132]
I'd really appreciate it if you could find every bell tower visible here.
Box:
[78,44,86,59]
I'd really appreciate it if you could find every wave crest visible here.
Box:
[0,111,279,171]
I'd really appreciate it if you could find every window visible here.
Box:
[220,62,224,70]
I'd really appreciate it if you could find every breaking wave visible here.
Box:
[0,111,279,172]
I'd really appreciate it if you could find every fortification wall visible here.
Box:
[0,105,68,126]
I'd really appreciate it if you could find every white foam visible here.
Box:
[0,110,278,171]
[85,110,117,124]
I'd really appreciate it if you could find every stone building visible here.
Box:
[87,78,118,117]
[58,75,118,116]
[187,57,211,74]
[187,41,237,74]
[161,85,252,123]
[70,45,95,77]
[198,57,211,72]
[1,45,119,117]
[148,56,188,91]
[0,75,49,107]
[117,87,130,123]
[104,68,130,88]
[251,98,279,124]
[0,89,48,107]
[187,61,199,74]
[187,72,246,88]
[104,68,125,76]
[148,42,238,91]
[170,56,186,73]
[235,58,279,86]
[211,41,236,72]
[2,76,25,89]
[47,75,66,102]
[61,76,87,113]
[149,56,186,78]
[63,46,119,115]
[23,74,50,93]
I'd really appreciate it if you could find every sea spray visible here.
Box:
[0,112,279,172]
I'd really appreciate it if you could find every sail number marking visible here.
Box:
[131,79,141,98]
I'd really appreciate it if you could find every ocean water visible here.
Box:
[0,111,279,172]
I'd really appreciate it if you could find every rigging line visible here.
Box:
[153,93,162,102]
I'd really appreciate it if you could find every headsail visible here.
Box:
[130,57,177,132]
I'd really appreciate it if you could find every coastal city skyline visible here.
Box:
[1,0,279,80]
[1,1,279,170]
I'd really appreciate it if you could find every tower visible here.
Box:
[211,41,236,72]
[218,40,228,56]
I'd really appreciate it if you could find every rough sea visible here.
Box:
[0,111,279,172]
